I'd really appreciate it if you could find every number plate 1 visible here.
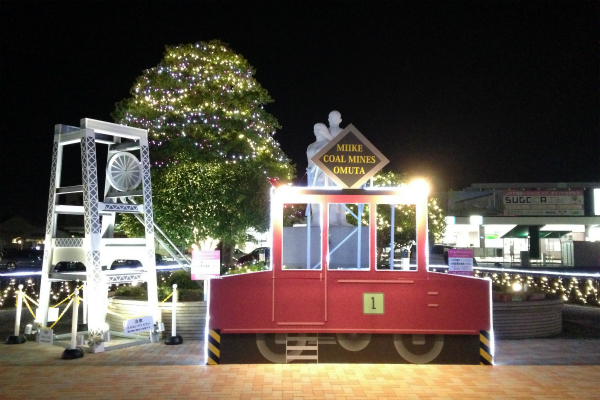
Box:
[363,293,384,314]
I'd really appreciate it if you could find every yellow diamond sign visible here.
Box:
[311,124,389,189]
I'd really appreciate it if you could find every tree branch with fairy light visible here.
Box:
[112,40,294,266]
[344,171,447,265]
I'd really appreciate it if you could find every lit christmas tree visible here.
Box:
[113,40,294,262]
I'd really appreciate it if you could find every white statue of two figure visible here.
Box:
[306,111,351,226]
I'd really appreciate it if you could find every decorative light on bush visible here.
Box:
[512,282,523,292]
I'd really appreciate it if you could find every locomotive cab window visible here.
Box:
[327,203,370,270]
[281,203,322,270]
[375,203,417,271]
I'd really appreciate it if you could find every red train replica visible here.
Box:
[208,184,492,364]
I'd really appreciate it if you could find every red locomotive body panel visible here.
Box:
[208,186,492,364]
[209,269,490,334]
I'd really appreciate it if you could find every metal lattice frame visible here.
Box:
[105,273,146,283]
[100,203,141,212]
[81,132,106,344]
[55,238,85,248]
[38,141,61,327]
[37,119,160,351]
[140,142,159,323]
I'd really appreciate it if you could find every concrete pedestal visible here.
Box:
[5,334,26,344]
[164,334,183,345]
[62,348,85,359]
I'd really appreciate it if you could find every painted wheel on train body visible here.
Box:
[256,333,306,364]
[393,334,444,364]
[336,333,372,351]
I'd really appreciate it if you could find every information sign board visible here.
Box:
[123,315,154,335]
[36,307,59,322]
[191,250,221,280]
[448,249,473,276]
[38,328,54,345]
[312,124,389,189]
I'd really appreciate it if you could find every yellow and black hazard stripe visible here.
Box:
[207,329,220,365]
[480,330,493,365]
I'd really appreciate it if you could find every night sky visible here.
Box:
[1,1,598,225]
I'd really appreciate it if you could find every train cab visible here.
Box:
[208,183,492,364]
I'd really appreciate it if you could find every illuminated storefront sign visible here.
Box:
[503,190,584,216]
[312,124,389,189]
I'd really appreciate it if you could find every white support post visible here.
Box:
[306,204,311,269]
[39,134,63,328]
[416,190,429,277]
[70,288,80,350]
[6,284,26,344]
[81,129,106,353]
[172,284,178,337]
[165,283,183,345]
[62,287,84,359]
[139,138,160,326]
[82,282,88,325]
[390,204,395,270]
[14,284,24,336]
[357,204,363,269]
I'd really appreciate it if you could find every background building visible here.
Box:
[0,215,45,251]
[440,182,600,267]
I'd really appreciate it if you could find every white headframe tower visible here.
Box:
[38,119,160,351]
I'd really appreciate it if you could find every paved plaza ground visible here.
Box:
[1,305,599,399]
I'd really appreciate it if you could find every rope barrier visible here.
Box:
[18,284,82,309]
[16,285,176,331]
[105,292,176,321]
[20,287,78,328]
[49,298,74,329]
[160,292,174,303]
[21,292,39,307]
[16,285,82,328]
[22,294,37,320]
[50,285,83,308]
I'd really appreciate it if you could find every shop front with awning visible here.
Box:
[500,225,572,239]
[498,225,572,265]
[441,219,590,266]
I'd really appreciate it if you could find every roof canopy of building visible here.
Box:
[500,225,572,239]
[467,182,599,190]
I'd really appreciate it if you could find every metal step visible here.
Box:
[105,190,143,198]
[286,334,318,363]
[57,185,84,194]
[54,202,143,215]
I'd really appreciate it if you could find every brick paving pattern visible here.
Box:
[1,305,598,399]
[1,339,599,399]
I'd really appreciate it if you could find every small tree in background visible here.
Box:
[113,40,294,265]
